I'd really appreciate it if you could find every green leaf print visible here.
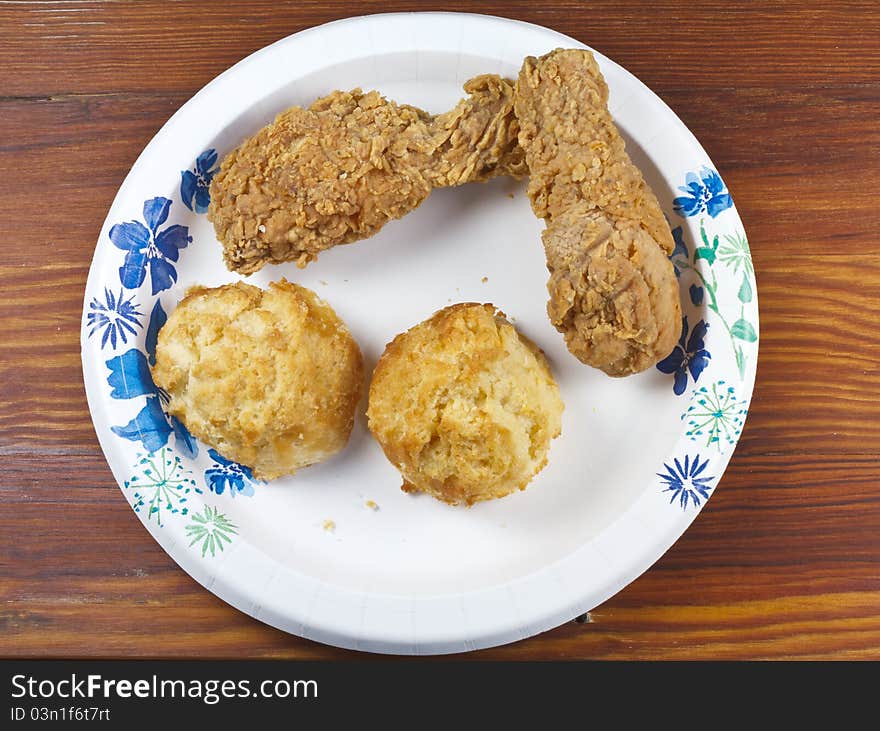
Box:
[186,505,238,558]
[734,346,746,380]
[731,318,757,343]
[737,272,753,304]
[695,221,720,266]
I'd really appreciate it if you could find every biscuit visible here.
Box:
[151,279,363,480]
[367,303,563,505]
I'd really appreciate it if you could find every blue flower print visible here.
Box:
[670,225,688,277]
[205,449,259,497]
[106,349,198,458]
[180,149,219,214]
[87,287,143,349]
[673,167,732,219]
[109,197,192,295]
[144,299,167,367]
[105,300,198,458]
[689,284,704,306]
[656,316,711,395]
[658,454,715,509]
[671,225,688,258]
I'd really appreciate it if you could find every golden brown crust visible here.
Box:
[209,51,680,378]
[514,49,681,376]
[151,279,363,480]
[427,75,527,186]
[208,90,435,274]
[366,303,563,506]
[208,78,524,275]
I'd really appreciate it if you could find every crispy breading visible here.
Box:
[209,51,681,377]
[514,49,681,376]
[209,78,524,274]
[150,280,363,480]
[428,74,526,186]
[367,303,563,506]
[208,90,434,274]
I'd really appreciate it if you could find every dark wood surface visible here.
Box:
[2,0,879,660]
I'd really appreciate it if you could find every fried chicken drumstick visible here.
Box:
[514,49,680,376]
[208,49,680,376]
[208,75,523,274]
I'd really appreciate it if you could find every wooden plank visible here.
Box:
[0,1,878,97]
[1,455,878,659]
[3,252,878,456]
[1,82,878,272]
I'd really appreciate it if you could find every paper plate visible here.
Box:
[81,12,757,654]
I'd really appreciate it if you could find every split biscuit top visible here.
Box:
[367,303,563,506]
[151,279,363,480]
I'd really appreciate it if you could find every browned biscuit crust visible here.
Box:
[151,279,363,480]
[367,303,563,506]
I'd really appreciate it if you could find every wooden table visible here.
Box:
[2,1,878,660]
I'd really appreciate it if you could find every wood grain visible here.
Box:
[1,0,879,660]
[1,1,878,96]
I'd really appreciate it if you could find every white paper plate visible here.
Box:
[81,12,757,654]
